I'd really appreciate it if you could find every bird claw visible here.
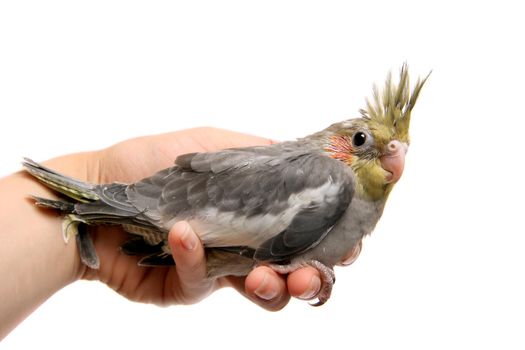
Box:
[269,260,335,306]
[305,260,335,306]
[61,214,79,243]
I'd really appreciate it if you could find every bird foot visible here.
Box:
[269,260,335,306]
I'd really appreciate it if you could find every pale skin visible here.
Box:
[0,127,322,340]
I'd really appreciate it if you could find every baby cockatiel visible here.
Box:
[23,65,427,305]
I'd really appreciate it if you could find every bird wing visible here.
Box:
[127,144,354,262]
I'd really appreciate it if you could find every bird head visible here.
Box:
[322,65,429,200]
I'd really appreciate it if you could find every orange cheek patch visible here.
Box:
[325,135,353,163]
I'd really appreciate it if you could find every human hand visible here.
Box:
[77,127,322,310]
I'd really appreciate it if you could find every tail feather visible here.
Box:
[76,223,100,269]
[22,158,99,202]
[31,195,75,212]
[22,158,171,269]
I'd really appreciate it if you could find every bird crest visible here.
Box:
[360,64,430,142]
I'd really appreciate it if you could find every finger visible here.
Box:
[287,267,322,300]
[168,221,208,289]
[242,266,290,311]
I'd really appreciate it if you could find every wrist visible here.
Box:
[0,162,89,338]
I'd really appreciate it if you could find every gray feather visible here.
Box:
[23,142,355,264]
[76,224,99,269]
[138,252,174,266]
[22,158,99,202]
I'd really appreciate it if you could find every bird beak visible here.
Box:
[380,140,408,184]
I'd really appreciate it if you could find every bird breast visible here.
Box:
[298,196,385,267]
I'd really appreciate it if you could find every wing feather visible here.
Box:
[126,143,355,261]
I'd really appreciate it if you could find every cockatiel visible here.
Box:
[23,65,427,305]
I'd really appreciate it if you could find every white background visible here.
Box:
[1,1,524,349]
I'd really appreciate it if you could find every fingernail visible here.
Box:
[299,275,321,300]
[254,272,279,301]
[180,223,197,251]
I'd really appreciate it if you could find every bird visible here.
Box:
[22,64,428,305]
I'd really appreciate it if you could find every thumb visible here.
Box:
[168,221,208,290]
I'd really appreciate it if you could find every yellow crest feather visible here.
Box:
[359,64,430,142]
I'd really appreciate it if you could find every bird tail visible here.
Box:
[22,158,100,203]
[22,158,102,268]
[21,158,171,269]
[30,195,76,212]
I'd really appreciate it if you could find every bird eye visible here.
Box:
[352,132,367,147]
